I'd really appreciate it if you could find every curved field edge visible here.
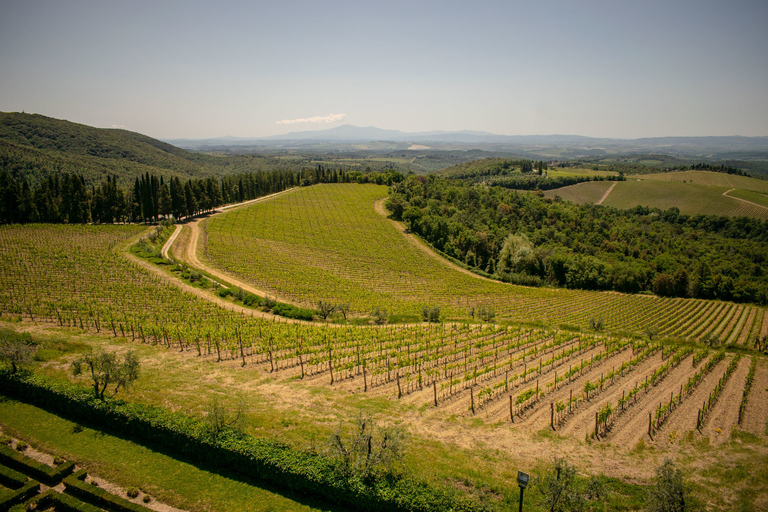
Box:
[199,183,765,340]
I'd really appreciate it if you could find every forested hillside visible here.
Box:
[0,112,288,187]
[386,175,768,305]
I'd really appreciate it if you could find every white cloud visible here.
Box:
[276,113,346,125]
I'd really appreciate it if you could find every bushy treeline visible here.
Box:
[487,173,624,191]
[437,158,549,180]
[386,175,768,305]
[0,166,405,225]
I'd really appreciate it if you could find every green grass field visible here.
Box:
[602,181,768,219]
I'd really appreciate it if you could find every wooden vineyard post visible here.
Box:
[697,409,702,431]
[505,370,509,392]
[551,402,555,430]
[111,320,117,337]
[470,386,475,414]
[238,330,246,367]
[195,337,201,357]
[536,379,539,400]
[433,380,437,406]
[595,412,599,439]
[569,389,573,413]
[363,365,367,392]
[554,370,557,391]
[397,372,402,398]
[621,390,625,411]
[648,412,653,439]
[299,354,305,379]
[328,345,334,385]
[510,395,514,422]
[214,337,221,362]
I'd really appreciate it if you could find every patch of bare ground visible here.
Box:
[557,348,662,440]
[605,352,701,450]
[699,356,751,445]
[742,357,768,437]
[652,357,729,448]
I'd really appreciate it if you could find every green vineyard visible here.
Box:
[201,183,767,341]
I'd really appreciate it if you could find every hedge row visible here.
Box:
[64,469,152,512]
[0,463,27,490]
[9,488,102,512]
[0,445,74,485]
[0,370,487,512]
[0,480,39,510]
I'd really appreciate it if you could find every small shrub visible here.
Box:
[647,459,689,512]
[0,436,11,446]
[243,293,263,307]
[126,487,140,498]
[15,441,27,452]
[143,495,151,503]
[217,288,232,298]
[53,456,65,465]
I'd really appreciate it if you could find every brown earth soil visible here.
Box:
[742,357,768,437]
[604,353,703,450]
[558,349,665,440]
[652,357,729,448]
[699,356,752,445]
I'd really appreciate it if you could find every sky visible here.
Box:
[1,0,767,140]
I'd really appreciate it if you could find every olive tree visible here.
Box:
[71,350,139,400]
[0,330,36,373]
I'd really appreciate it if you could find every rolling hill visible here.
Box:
[0,112,278,186]
[545,171,768,220]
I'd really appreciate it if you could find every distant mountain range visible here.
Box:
[166,125,768,157]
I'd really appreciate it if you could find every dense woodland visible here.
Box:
[0,166,403,224]
[386,174,768,305]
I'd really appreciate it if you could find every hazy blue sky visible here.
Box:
[1,0,767,139]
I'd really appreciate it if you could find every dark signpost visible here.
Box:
[517,470,529,512]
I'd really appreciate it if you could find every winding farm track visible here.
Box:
[595,182,617,205]
[176,188,305,307]
[723,188,768,210]
[125,188,312,324]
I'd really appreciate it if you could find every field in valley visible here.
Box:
[1,183,767,510]
[545,170,768,220]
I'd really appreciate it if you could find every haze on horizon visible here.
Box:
[1,0,767,141]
